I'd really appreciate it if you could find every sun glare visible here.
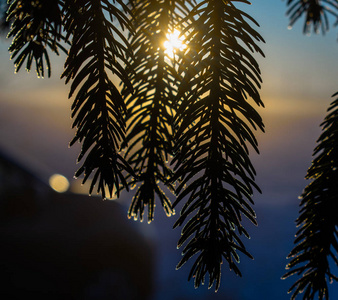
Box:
[164,29,187,59]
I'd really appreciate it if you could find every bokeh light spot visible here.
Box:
[49,174,70,193]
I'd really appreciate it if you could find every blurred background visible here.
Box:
[0,0,337,299]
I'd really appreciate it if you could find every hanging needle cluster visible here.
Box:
[5,0,265,292]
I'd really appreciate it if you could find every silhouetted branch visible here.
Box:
[286,0,338,35]
[121,0,194,222]
[61,0,135,199]
[6,0,66,77]
[4,0,268,292]
[172,0,265,291]
[283,92,338,300]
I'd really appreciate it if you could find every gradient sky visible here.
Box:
[0,1,337,299]
[0,0,337,181]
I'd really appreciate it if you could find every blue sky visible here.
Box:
[0,1,337,299]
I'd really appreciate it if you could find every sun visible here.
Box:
[164,29,187,59]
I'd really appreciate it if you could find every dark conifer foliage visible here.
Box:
[6,0,66,77]
[283,1,338,299]
[121,0,193,222]
[286,0,338,35]
[3,0,265,292]
[171,0,264,290]
[61,0,134,199]
[283,93,338,300]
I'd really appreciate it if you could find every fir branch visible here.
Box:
[62,0,134,199]
[286,0,338,35]
[122,0,194,222]
[172,0,264,291]
[6,0,66,77]
[283,92,338,300]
